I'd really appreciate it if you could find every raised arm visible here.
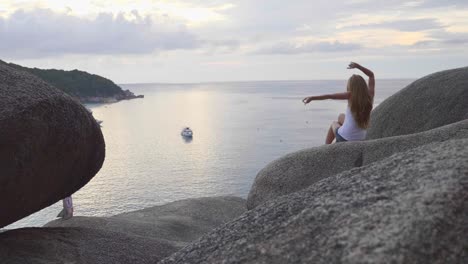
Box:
[303,92,350,104]
[348,62,375,99]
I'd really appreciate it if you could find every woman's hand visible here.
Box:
[347,61,375,98]
[302,97,313,104]
[347,62,360,69]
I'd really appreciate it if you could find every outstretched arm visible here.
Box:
[303,92,350,104]
[348,62,375,98]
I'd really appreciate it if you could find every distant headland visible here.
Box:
[0,60,143,104]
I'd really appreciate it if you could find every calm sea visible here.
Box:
[8,79,413,229]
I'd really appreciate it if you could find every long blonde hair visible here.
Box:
[347,74,373,129]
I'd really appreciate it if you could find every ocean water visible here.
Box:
[8,79,413,229]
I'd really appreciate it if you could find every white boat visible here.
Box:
[181,127,193,137]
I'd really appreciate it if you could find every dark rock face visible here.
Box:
[0,197,246,264]
[0,63,105,228]
[367,66,468,139]
[247,119,468,209]
[161,139,468,264]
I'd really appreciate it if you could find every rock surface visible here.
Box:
[247,119,468,209]
[161,139,468,264]
[0,227,176,264]
[0,63,105,228]
[46,196,246,248]
[0,196,246,264]
[367,66,468,139]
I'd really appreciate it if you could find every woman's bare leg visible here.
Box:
[325,125,335,144]
[325,113,345,144]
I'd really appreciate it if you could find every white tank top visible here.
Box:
[337,106,367,141]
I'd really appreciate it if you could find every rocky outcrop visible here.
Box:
[0,196,246,264]
[0,60,144,104]
[0,227,176,264]
[246,65,468,210]
[46,196,246,248]
[0,63,105,228]
[161,139,468,264]
[367,66,468,139]
[247,119,468,209]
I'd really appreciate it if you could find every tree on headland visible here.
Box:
[0,60,131,101]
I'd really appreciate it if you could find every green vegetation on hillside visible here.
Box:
[0,60,125,98]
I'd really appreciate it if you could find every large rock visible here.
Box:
[161,139,468,264]
[247,119,468,209]
[0,227,176,264]
[46,196,246,248]
[0,63,105,227]
[367,66,468,139]
[0,196,246,264]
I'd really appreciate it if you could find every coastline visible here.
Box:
[79,89,144,104]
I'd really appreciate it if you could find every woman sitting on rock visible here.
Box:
[302,62,374,143]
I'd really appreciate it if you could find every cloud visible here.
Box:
[342,18,444,32]
[2,0,468,83]
[346,0,468,11]
[419,0,468,8]
[413,30,468,47]
[254,40,361,55]
[202,38,240,54]
[0,8,199,59]
[444,37,468,45]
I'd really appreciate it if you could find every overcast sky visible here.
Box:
[1,0,467,83]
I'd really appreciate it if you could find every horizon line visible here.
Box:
[119,78,417,86]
